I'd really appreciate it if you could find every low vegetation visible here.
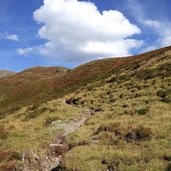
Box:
[0,46,171,170]
[63,46,171,170]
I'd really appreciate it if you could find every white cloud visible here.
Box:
[16,47,33,56]
[127,0,171,50]
[144,20,160,28]
[0,32,19,41]
[162,35,171,46]
[18,0,142,64]
[145,21,171,48]
[81,39,142,57]
[5,32,19,41]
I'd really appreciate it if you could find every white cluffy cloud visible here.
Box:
[17,0,142,63]
[0,32,19,41]
[127,0,171,50]
[5,32,19,41]
[144,21,171,51]
[16,47,33,56]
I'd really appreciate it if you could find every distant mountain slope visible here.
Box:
[0,46,171,117]
[0,70,16,78]
[0,66,69,116]
[12,66,68,80]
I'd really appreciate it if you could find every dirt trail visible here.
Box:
[49,110,91,170]
[64,112,90,136]
[22,109,91,171]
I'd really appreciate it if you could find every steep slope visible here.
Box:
[0,66,69,117]
[63,46,171,171]
[1,46,171,118]
[0,46,171,170]
[0,70,16,78]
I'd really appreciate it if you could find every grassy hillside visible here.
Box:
[0,46,171,170]
[1,46,171,118]
[63,46,171,171]
[0,70,16,78]
[0,66,69,117]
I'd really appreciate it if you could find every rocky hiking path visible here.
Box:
[46,109,91,171]
[64,111,90,136]
[22,109,91,171]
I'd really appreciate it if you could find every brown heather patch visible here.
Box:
[96,123,152,143]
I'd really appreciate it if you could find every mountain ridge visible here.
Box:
[0,46,171,116]
[0,70,16,78]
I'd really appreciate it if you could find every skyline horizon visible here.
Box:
[1,44,170,72]
[1,0,171,72]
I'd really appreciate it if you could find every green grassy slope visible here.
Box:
[1,46,171,119]
[0,46,171,170]
[63,46,171,171]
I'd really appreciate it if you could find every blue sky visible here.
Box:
[0,0,171,72]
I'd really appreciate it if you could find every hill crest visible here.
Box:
[0,70,16,78]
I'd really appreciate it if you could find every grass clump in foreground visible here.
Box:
[135,107,149,115]
[157,89,171,103]
[96,123,152,143]
[0,150,22,171]
[0,98,82,170]
[43,116,60,126]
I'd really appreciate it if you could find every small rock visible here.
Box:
[49,144,64,147]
